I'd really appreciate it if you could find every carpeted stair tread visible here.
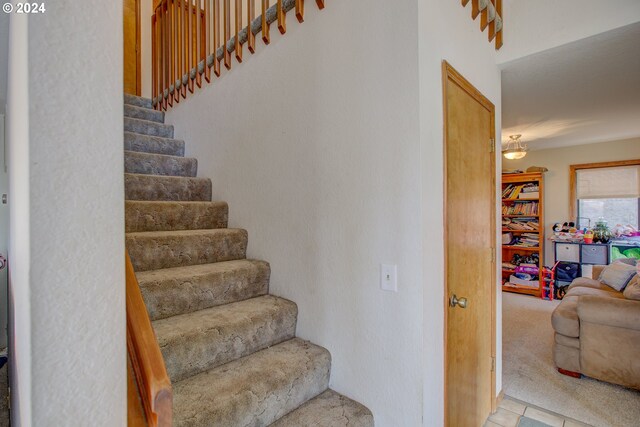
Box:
[124,116,174,138]
[138,259,270,320]
[125,200,228,233]
[124,132,185,157]
[270,389,374,427]
[124,93,153,109]
[126,228,248,271]
[154,295,297,383]
[124,103,165,123]
[125,151,198,177]
[125,173,212,201]
[172,338,331,427]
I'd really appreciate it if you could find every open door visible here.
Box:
[443,61,497,426]
[124,0,141,95]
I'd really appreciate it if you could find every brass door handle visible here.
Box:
[449,294,468,309]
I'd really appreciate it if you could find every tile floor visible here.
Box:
[484,396,592,427]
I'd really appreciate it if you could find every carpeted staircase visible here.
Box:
[123,93,374,427]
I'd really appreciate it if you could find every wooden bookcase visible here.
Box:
[501,172,545,297]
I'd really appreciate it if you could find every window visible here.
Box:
[570,161,640,230]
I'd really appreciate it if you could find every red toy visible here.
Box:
[540,261,561,301]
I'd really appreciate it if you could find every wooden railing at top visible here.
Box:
[126,252,172,427]
[152,0,325,110]
[461,0,503,49]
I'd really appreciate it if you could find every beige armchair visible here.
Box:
[551,264,640,389]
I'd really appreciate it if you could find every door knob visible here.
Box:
[449,294,468,309]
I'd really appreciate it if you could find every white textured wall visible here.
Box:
[0,10,9,112]
[503,137,640,266]
[0,113,7,349]
[167,1,423,424]
[7,11,31,425]
[498,0,640,64]
[7,0,126,425]
[419,1,503,421]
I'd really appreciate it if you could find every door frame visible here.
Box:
[135,0,141,95]
[442,60,498,422]
[125,0,142,96]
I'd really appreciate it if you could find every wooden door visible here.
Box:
[443,62,496,427]
[124,0,141,95]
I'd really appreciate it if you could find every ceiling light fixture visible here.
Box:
[502,134,528,160]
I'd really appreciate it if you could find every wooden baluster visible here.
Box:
[471,0,480,19]
[481,0,489,31]
[187,0,195,92]
[461,0,470,6]
[295,0,303,22]
[158,5,165,109]
[182,0,188,97]
[277,0,285,34]
[224,0,231,69]
[488,0,496,41]
[234,0,243,62]
[152,14,157,110]
[173,0,181,103]
[247,0,256,53]
[195,0,202,87]
[315,0,324,9]
[495,0,503,49]
[167,0,174,107]
[165,2,171,108]
[261,0,270,44]
[204,0,211,82]
[213,0,221,76]
[176,0,182,100]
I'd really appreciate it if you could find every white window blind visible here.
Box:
[576,166,640,199]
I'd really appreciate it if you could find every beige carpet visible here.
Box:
[502,292,640,427]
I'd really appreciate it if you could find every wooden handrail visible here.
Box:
[152,0,325,110]
[126,251,173,427]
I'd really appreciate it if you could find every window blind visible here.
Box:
[576,165,640,199]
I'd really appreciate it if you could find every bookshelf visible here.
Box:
[501,172,545,297]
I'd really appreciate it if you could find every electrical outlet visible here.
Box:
[380,264,397,292]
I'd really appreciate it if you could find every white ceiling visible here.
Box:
[501,22,640,150]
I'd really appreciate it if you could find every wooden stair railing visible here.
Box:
[152,0,325,110]
[127,252,173,427]
[461,0,503,49]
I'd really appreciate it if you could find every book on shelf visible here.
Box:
[502,218,539,231]
[518,191,539,200]
[501,201,538,216]
[502,183,539,199]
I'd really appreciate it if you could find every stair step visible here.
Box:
[124,132,185,157]
[124,93,153,109]
[124,116,174,138]
[124,104,165,123]
[126,228,248,271]
[138,259,270,320]
[124,151,198,177]
[125,200,228,233]
[173,338,331,427]
[125,173,212,202]
[270,389,374,427]
[155,295,297,383]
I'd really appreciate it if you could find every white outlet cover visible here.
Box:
[380,264,398,292]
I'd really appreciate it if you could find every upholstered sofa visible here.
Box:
[551,263,640,389]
